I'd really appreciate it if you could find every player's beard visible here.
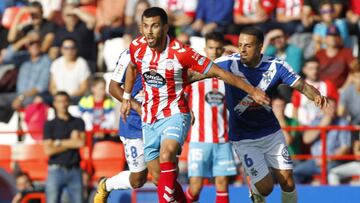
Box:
[147,33,165,49]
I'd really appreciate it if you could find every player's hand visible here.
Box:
[249,88,270,106]
[120,99,131,122]
[314,95,328,109]
[132,101,142,116]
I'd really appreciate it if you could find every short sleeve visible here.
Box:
[278,61,300,86]
[324,80,339,101]
[43,121,54,140]
[111,49,131,83]
[180,47,212,74]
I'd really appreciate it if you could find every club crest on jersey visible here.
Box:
[205,90,224,106]
[143,70,166,88]
[262,70,274,85]
[198,57,206,66]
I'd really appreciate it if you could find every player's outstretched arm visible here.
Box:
[109,80,141,115]
[120,64,138,121]
[205,63,270,105]
[292,79,328,109]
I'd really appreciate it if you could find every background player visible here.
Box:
[215,27,328,203]
[120,7,270,203]
[93,49,148,202]
[185,32,237,203]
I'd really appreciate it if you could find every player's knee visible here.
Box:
[215,176,228,189]
[280,178,295,192]
[130,171,148,189]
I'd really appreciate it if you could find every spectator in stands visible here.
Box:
[185,0,234,36]
[337,71,360,126]
[0,31,51,110]
[301,0,345,31]
[346,0,360,35]
[51,3,96,71]
[124,0,158,26]
[328,131,360,185]
[263,28,303,73]
[312,1,350,51]
[315,25,357,89]
[291,58,338,126]
[96,0,126,41]
[7,1,56,53]
[43,91,85,203]
[49,37,90,104]
[293,98,352,184]
[123,0,150,47]
[78,77,117,142]
[27,0,63,23]
[12,172,44,203]
[272,95,302,159]
[275,0,303,35]
[229,0,276,34]
[159,0,198,28]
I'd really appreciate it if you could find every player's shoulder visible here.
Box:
[168,37,189,54]
[130,36,147,49]
[215,53,240,64]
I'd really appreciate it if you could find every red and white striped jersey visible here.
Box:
[234,0,276,16]
[276,0,303,18]
[129,36,212,124]
[186,78,229,143]
[291,80,338,125]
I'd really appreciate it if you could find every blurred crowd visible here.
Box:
[1,0,360,200]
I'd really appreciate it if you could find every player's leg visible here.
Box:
[158,113,191,203]
[232,140,273,203]
[213,142,237,203]
[265,131,297,203]
[94,137,148,203]
[186,142,212,202]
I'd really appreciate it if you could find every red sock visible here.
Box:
[174,181,186,203]
[216,190,229,203]
[158,162,177,203]
[185,187,199,203]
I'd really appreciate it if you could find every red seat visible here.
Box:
[91,141,126,181]
[14,143,48,181]
[0,145,12,173]
[1,7,31,29]
[20,192,46,203]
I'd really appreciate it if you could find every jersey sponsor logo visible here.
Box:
[198,57,206,65]
[143,70,166,88]
[205,90,225,106]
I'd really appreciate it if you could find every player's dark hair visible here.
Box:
[142,7,168,25]
[205,32,225,44]
[240,27,264,44]
[15,171,31,180]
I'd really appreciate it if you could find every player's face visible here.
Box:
[205,39,224,61]
[238,34,263,66]
[141,16,168,49]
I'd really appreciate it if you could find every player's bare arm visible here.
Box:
[292,79,328,109]
[206,63,270,105]
[109,80,142,115]
[120,63,138,121]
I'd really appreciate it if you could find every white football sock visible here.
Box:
[105,170,133,191]
[281,189,297,203]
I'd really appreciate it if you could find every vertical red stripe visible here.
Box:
[212,78,219,143]
[163,49,176,117]
[186,85,193,142]
[223,98,229,142]
[198,81,205,142]
[150,51,161,123]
